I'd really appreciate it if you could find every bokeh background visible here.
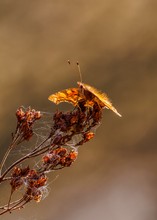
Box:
[0,0,157,219]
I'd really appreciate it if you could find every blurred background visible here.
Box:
[0,0,157,219]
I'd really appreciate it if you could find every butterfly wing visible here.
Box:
[77,82,122,117]
[48,88,84,106]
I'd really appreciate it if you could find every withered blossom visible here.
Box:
[15,107,41,142]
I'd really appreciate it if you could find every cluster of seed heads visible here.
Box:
[0,97,103,215]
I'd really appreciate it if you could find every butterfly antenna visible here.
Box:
[76,61,83,83]
[67,60,75,77]
[67,60,83,83]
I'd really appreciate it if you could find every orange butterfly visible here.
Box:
[48,82,122,117]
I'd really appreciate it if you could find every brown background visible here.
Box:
[0,0,157,219]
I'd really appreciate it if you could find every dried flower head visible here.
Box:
[23,170,47,202]
[15,107,41,142]
[42,147,78,171]
[10,166,30,191]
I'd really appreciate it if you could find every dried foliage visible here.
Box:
[0,81,121,215]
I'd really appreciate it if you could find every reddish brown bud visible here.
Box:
[84,132,94,141]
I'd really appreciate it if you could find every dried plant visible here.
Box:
[0,81,121,215]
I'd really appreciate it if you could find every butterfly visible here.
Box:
[48,82,122,117]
